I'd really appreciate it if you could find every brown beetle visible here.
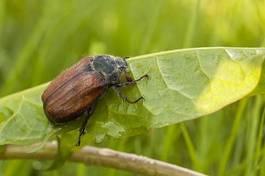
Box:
[42,55,148,145]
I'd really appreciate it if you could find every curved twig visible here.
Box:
[0,143,206,176]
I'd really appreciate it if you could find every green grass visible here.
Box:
[1,0,265,175]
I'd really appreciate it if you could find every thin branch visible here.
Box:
[0,143,206,176]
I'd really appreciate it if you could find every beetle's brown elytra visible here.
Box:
[41,55,148,145]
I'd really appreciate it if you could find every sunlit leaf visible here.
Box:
[0,47,264,146]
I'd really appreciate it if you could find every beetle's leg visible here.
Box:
[76,103,96,146]
[113,86,144,104]
[116,74,149,88]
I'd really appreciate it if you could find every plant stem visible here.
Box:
[0,143,206,176]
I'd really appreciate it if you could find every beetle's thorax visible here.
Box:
[92,55,128,84]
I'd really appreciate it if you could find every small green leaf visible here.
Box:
[0,47,264,146]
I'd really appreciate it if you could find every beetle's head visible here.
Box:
[114,57,128,72]
[93,55,128,84]
[110,57,128,84]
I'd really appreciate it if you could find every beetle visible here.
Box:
[41,55,148,145]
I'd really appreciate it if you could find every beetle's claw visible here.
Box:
[144,74,150,80]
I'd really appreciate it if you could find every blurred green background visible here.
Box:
[1,0,265,175]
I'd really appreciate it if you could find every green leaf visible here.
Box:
[0,85,55,145]
[128,47,265,127]
[0,47,264,146]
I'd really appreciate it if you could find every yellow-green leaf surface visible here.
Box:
[0,47,265,145]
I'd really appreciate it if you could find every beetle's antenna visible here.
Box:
[122,57,129,66]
